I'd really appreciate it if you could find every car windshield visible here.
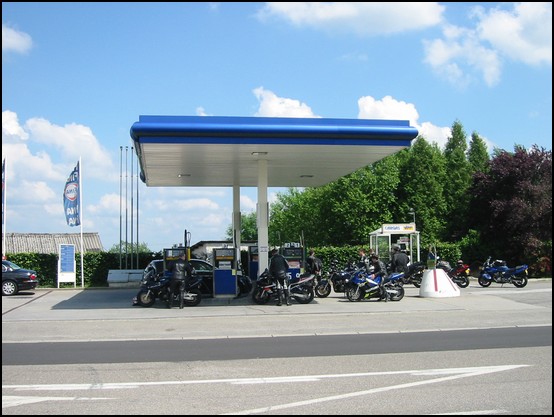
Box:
[190,260,212,272]
[3,260,21,270]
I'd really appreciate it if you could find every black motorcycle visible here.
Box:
[314,260,356,298]
[401,261,427,288]
[133,270,203,308]
[251,269,315,305]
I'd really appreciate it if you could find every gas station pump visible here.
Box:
[281,242,304,280]
[248,245,258,281]
[162,247,186,276]
[213,247,238,297]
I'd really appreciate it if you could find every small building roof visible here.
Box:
[3,232,104,254]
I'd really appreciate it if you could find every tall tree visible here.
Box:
[398,136,447,245]
[443,120,472,240]
[467,131,490,173]
[225,212,258,241]
[468,145,552,264]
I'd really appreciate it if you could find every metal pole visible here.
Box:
[125,146,128,269]
[136,154,140,268]
[119,146,122,269]
[130,147,134,269]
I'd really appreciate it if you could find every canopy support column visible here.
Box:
[257,159,269,277]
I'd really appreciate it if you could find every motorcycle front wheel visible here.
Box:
[136,289,156,307]
[315,281,331,298]
[346,286,363,302]
[251,288,271,305]
[512,276,528,288]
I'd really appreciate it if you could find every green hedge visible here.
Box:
[5,252,157,288]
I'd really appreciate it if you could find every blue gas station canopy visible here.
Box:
[130,115,418,188]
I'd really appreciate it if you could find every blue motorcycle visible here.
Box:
[345,267,405,302]
[478,256,528,288]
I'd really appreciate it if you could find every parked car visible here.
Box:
[143,258,252,297]
[2,260,39,296]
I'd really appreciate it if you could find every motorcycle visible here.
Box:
[436,259,471,288]
[133,269,203,308]
[345,267,405,302]
[401,261,427,288]
[478,256,528,288]
[252,269,315,305]
[314,259,356,298]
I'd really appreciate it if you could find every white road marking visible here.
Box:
[2,396,112,409]
[220,365,528,415]
[2,365,529,413]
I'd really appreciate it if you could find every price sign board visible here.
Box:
[58,244,76,287]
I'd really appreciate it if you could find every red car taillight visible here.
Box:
[29,273,37,281]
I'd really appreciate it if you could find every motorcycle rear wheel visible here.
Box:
[181,289,202,307]
[315,281,331,298]
[411,273,422,288]
[388,285,405,301]
[136,289,156,307]
[512,276,528,288]
[478,276,492,287]
[454,275,470,288]
[252,288,271,305]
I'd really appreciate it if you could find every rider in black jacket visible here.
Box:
[268,248,290,306]
[167,253,194,309]
[391,245,410,274]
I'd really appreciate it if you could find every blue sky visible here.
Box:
[2,2,552,252]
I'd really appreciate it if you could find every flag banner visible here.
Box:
[63,161,80,227]
[2,158,5,226]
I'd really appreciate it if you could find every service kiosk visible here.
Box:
[213,247,238,297]
[369,223,420,264]
[282,242,304,280]
[248,245,259,281]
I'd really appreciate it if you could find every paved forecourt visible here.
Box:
[2,279,551,343]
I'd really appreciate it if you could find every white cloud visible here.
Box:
[357,95,450,148]
[423,3,551,87]
[175,198,220,211]
[19,180,56,203]
[2,23,33,54]
[2,110,29,141]
[253,87,319,118]
[257,2,444,35]
[423,24,501,88]
[240,194,257,212]
[87,193,121,215]
[24,117,114,180]
[475,2,552,66]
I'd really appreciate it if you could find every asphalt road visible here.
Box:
[2,279,552,415]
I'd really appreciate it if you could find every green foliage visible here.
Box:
[399,137,447,243]
[468,145,552,265]
[443,120,472,240]
[225,212,258,241]
[108,241,152,253]
[467,131,490,173]
[4,251,159,288]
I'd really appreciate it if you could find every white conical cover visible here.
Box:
[419,268,461,298]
